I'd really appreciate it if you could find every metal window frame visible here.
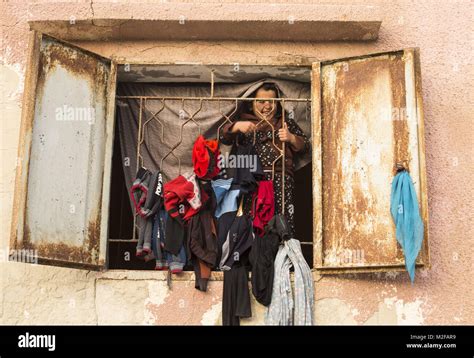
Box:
[116,81,312,244]
[9,31,117,270]
[311,48,430,274]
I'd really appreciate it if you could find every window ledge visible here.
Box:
[97,270,224,281]
[97,269,321,282]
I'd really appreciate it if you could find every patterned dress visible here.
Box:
[220,112,310,237]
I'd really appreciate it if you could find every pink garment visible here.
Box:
[251,180,275,237]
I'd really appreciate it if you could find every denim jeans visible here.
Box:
[152,210,187,272]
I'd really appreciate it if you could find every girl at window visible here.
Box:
[220,82,310,237]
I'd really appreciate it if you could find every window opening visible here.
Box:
[107,65,312,270]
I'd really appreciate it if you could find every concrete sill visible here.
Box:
[97,269,322,282]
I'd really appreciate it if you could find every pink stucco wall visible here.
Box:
[0,0,472,325]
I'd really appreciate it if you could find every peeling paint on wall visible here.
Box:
[315,298,358,325]
[364,297,425,325]
[201,303,221,326]
[143,281,169,325]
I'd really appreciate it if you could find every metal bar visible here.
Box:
[117,96,310,102]
[136,98,144,169]
[210,70,215,98]
[109,239,314,245]
[281,99,286,215]
[143,99,166,154]
[109,239,139,243]
[252,99,284,184]
[132,97,144,242]
[216,99,238,144]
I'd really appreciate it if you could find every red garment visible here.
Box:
[251,180,275,237]
[192,135,220,179]
[164,172,208,221]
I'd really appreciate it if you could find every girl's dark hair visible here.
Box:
[241,82,283,118]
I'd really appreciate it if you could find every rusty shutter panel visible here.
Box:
[10,33,117,270]
[312,49,430,274]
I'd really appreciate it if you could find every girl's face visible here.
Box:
[253,88,277,119]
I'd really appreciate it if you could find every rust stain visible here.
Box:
[17,219,102,265]
[389,55,410,175]
[86,219,101,264]
[35,37,109,114]
[13,35,110,269]
[321,53,410,268]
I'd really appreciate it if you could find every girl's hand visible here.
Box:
[231,121,257,134]
[278,122,296,144]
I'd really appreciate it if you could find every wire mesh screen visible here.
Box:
[116,95,309,242]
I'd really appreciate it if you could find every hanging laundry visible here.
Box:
[390,170,424,283]
[251,180,275,237]
[130,168,163,257]
[163,171,207,221]
[219,213,255,271]
[163,213,187,257]
[216,210,237,266]
[186,181,218,291]
[266,231,314,325]
[130,167,151,217]
[192,135,220,180]
[163,171,208,258]
[151,209,187,273]
[212,177,240,219]
[130,168,163,218]
[220,209,254,326]
[249,214,284,307]
[219,110,310,240]
[222,264,252,326]
[228,143,265,194]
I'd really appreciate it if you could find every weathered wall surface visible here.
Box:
[1,0,472,325]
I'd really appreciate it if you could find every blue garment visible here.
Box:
[151,210,167,269]
[212,178,240,218]
[390,171,424,283]
[152,210,187,271]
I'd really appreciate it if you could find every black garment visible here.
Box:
[164,215,186,255]
[220,213,254,326]
[130,168,163,219]
[187,181,218,292]
[228,144,265,194]
[249,213,290,306]
[216,210,237,265]
[266,213,292,240]
[222,259,252,326]
[219,215,255,270]
[142,170,164,218]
